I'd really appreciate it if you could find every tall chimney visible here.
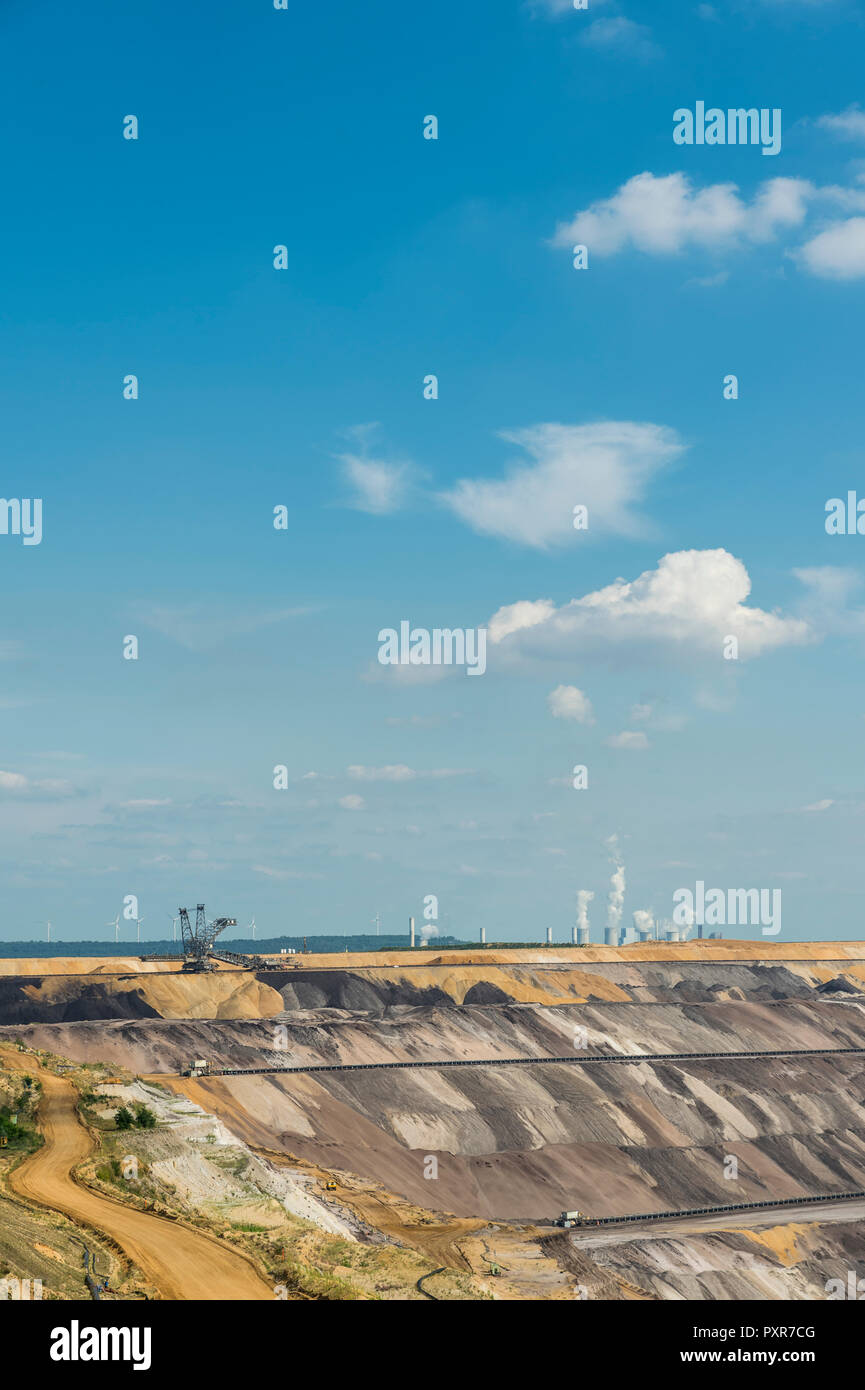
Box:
[409,916,415,949]
[546,927,553,945]
[480,926,486,945]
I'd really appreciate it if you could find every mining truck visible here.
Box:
[183,1059,211,1078]
[555,1210,583,1228]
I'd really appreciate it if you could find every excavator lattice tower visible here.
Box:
[178,904,237,972]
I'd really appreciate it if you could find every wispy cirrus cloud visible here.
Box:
[606,730,650,749]
[0,770,81,799]
[342,420,683,549]
[439,421,684,549]
[793,565,865,632]
[528,0,658,59]
[134,603,312,652]
[528,0,613,16]
[347,765,472,782]
[816,105,865,141]
[117,799,172,809]
[580,16,659,59]
[252,864,324,879]
[336,423,424,514]
[339,454,419,514]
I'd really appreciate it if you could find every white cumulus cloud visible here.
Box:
[547,685,595,723]
[488,549,813,663]
[552,172,814,258]
[796,218,865,279]
[552,170,865,280]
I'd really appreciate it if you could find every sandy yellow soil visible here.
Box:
[0,1048,272,1300]
[5,940,865,979]
[255,940,865,968]
[0,957,190,975]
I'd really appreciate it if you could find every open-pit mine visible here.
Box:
[2,939,864,1300]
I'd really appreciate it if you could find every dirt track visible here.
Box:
[1,1049,271,1301]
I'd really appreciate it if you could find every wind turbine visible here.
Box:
[45,920,51,945]
[248,917,256,940]
[167,912,179,943]
[106,915,120,943]
[135,916,144,944]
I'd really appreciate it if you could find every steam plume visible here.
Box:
[605,834,625,938]
[577,889,594,932]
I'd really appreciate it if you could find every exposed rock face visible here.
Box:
[4,958,865,1226]
[4,942,865,1303]
[0,969,284,1023]
[260,958,865,1012]
[0,977,162,1024]
[2,944,864,1022]
[544,1220,865,1300]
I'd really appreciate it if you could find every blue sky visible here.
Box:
[2,0,865,943]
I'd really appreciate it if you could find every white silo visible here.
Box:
[633,909,655,943]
